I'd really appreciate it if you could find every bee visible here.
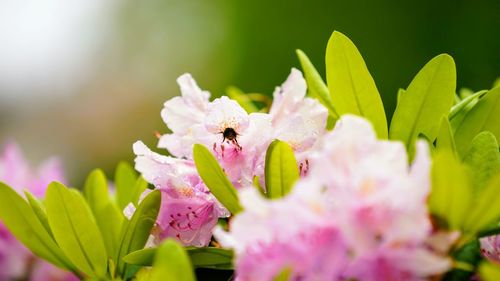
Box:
[220,127,242,150]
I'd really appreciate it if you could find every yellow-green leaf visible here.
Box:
[265,140,299,199]
[326,31,387,138]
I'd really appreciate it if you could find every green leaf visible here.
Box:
[186,247,234,270]
[265,140,300,199]
[149,240,196,281]
[24,191,52,237]
[193,144,242,214]
[396,88,405,106]
[45,182,108,278]
[325,31,387,138]
[454,87,500,156]
[296,49,339,120]
[123,248,156,266]
[115,190,161,277]
[0,182,75,271]
[115,161,139,209]
[390,54,456,157]
[124,247,234,270]
[84,169,124,258]
[463,132,500,193]
[429,151,472,229]
[480,262,500,281]
[463,173,500,233]
[443,239,481,281]
[449,90,487,120]
[436,116,457,155]
[226,86,259,113]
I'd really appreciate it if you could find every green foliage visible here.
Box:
[193,144,243,214]
[454,87,500,156]
[124,247,234,270]
[149,240,196,281]
[24,191,53,237]
[436,116,457,155]
[186,247,234,270]
[0,182,76,272]
[444,239,481,281]
[326,31,387,138]
[45,182,108,279]
[480,262,500,281]
[265,140,300,199]
[296,49,339,120]
[390,54,456,157]
[463,132,500,193]
[462,172,500,234]
[115,161,148,209]
[429,151,472,230]
[84,169,124,259]
[115,190,161,278]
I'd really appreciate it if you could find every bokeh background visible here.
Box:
[1,0,499,185]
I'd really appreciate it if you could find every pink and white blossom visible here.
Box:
[215,115,451,281]
[480,235,500,263]
[133,141,229,246]
[269,68,328,175]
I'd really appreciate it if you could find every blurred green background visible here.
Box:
[0,0,498,185]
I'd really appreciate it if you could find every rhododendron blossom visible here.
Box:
[268,68,328,175]
[215,115,451,281]
[0,142,77,281]
[133,141,229,246]
[480,235,500,263]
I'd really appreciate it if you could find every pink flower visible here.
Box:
[269,68,328,175]
[215,115,451,280]
[157,73,274,187]
[133,141,229,246]
[214,189,348,281]
[480,235,500,263]
[0,141,74,281]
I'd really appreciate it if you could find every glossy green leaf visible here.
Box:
[45,182,107,278]
[115,161,139,209]
[0,182,74,270]
[227,86,259,113]
[390,54,456,157]
[193,144,242,214]
[124,247,233,270]
[296,49,339,120]
[265,140,299,199]
[186,247,234,269]
[480,262,500,281]
[449,90,487,120]
[116,190,161,277]
[463,173,500,233]
[454,87,500,156]
[436,116,457,155]
[123,248,156,266]
[429,151,472,229]
[84,169,124,257]
[24,191,52,236]
[463,132,500,193]
[149,240,196,281]
[325,31,387,138]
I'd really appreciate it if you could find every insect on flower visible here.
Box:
[220,127,242,150]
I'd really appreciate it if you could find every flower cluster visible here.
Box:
[134,68,327,246]
[0,142,77,281]
[215,116,452,280]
